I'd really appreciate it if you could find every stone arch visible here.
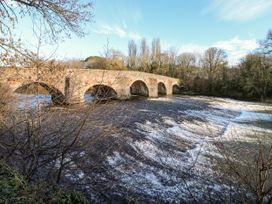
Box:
[130,80,149,97]
[172,84,180,94]
[158,82,166,95]
[84,84,117,101]
[14,82,65,105]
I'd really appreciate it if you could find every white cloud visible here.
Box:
[92,23,141,40]
[205,0,272,21]
[178,36,258,65]
[213,36,258,64]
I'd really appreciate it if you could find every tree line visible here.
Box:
[91,32,272,102]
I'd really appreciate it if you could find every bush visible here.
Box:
[0,160,89,204]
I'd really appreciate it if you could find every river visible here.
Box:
[10,94,272,203]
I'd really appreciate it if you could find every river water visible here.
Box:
[11,94,272,203]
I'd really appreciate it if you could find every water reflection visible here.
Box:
[84,94,94,104]
[14,94,51,109]
[13,93,96,109]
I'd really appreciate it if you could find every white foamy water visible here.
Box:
[107,96,272,201]
[235,110,272,122]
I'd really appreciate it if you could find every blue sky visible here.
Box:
[16,0,272,65]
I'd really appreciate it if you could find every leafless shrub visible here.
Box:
[0,51,132,202]
[210,136,272,203]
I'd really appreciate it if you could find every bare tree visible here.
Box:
[168,47,177,77]
[201,47,227,93]
[0,0,93,40]
[260,29,272,55]
[177,53,196,70]
[128,40,137,69]
[139,38,149,72]
[151,38,161,72]
[155,38,161,63]
[108,49,126,70]
[0,0,94,67]
[177,52,196,81]
[151,38,161,63]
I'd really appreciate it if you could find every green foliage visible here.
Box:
[47,188,89,204]
[0,161,29,203]
[0,161,89,204]
[177,78,182,87]
[239,54,272,101]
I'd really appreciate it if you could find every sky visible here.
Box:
[16,0,272,65]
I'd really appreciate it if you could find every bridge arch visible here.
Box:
[84,84,117,101]
[14,82,65,105]
[130,80,149,97]
[158,82,166,95]
[172,84,180,94]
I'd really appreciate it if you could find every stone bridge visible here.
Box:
[0,68,180,104]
